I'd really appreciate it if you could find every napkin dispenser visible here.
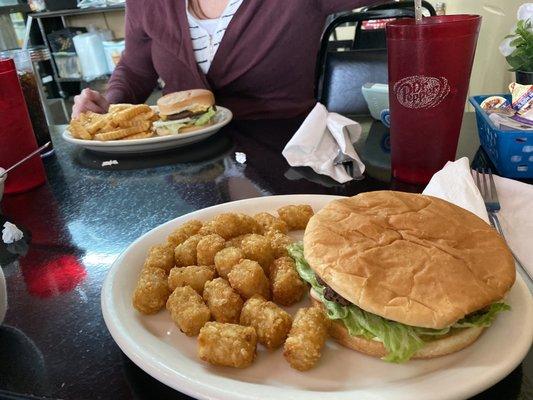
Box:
[73,32,109,80]
[362,83,389,120]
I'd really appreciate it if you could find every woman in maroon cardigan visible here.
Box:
[73,0,376,120]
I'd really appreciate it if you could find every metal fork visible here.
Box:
[333,150,364,181]
[473,167,533,282]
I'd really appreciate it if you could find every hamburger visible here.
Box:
[288,191,515,363]
[153,89,216,135]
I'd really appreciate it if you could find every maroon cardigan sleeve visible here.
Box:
[318,0,382,14]
[106,0,158,104]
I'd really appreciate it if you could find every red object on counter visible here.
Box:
[0,58,46,194]
[386,15,481,184]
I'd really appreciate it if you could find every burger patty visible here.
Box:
[165,105,216,121]
[165,110,197,120]
[315,276,351,306]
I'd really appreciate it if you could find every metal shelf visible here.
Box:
[24,5,123,99]
[0,5,29,15]
[29,4,124,18]
[56,77,83,82]
[57,75,110,82]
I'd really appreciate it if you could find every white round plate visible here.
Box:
[63,106,232,154]
[101,195,533,400]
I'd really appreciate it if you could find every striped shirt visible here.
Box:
[186,0,244,74]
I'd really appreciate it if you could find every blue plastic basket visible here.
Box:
[469,95,533,179]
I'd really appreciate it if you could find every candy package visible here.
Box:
[489,113,533,131]
[482,82,533,130]
[509,82,533,121]
[480,96,514,116]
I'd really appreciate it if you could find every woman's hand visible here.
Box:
[72,88,110,118]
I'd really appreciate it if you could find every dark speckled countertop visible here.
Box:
[0,115,531,400]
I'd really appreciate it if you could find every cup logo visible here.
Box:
[394,76,450,109]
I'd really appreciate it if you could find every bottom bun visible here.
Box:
[155,120,214,136]
[311,297,485,360]
[179,121,214,134]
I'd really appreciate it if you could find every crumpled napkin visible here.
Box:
[2,221,23,244]
[424,157,533,280]
[282,103,365,183]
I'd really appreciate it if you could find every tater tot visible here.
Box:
[227,259,270,300]
[144,244,175,273]
[225,234,251,249]
[167,265,215,294]
[198,221,216,236]
[265,230,294,258]
[236,213,262,235]
[166,286,210,336]
[240,234,274,273]
[166,220,203,248]
[203,278,243,323]
[197,234,226,266]
[277,204,314,230]
[211,213,261,239]
[132,267,170,314]
[283,307,328,371]
[240,295,292,349]
[210,213,245,239]
[174,234,203,267]
[214,247,244,279]
[254,212,289,234]
[270,257,307,306]
[198,322,257,368]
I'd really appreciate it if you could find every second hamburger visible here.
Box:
[153,89,216,135]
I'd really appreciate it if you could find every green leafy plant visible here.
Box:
[501,19,533,72]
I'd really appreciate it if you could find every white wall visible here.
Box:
[444,0,520,96]
[333,1,520,96]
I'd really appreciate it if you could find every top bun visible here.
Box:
[303,191,515,329]
[157,89,215,116]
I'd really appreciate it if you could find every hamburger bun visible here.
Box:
[303,191,515,329]
[310,297,485,359]
[157,89,215,116]
[179,124,207,134]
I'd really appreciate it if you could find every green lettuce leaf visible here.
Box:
[153,123,189,135]
[453,302,510,328]
[193,106,216,126]
[287,242,510,363]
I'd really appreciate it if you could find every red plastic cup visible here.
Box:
[0,58,46,194]
[386,15,482,184]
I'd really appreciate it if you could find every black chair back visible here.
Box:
[353,1,437,50]
[315,9,414,116]
[321,50,387,115]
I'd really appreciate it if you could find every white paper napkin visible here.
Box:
[282,103,365,183]
[424,157,533,279]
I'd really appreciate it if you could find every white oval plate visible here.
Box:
[0,264,6,324]
[101,195,533,400]
[63,106,232,154]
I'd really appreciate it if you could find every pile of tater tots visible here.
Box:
[132,205,328,371]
